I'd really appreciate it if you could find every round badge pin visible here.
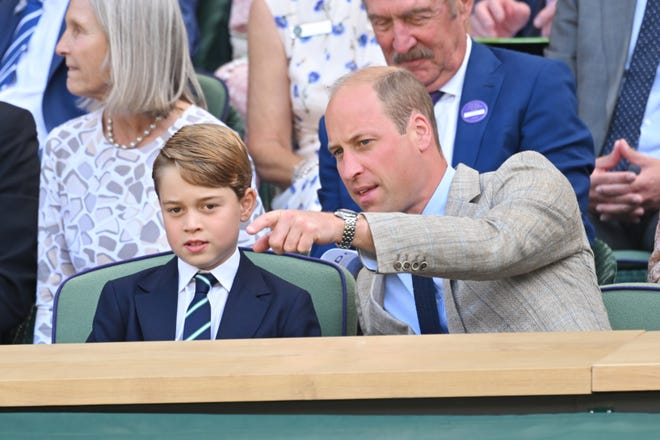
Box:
[461,100,488,123]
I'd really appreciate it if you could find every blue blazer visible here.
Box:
[317,41,595,252]
[87,251,322,342]
[0,1,84,133]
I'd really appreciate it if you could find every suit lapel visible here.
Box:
[453,42,504,168]
[216,252,273,339]
[134,257,180,341]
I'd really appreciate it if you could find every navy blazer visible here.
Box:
[317,41,595,255]
[88,252,321,342]
[0,1,84,133]
[0,102,39,339]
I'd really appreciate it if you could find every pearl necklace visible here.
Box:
[106,115,163,149]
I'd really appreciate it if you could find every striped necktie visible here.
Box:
[602,0,659,170]
[182,273,217,341]
[0,0,44,89]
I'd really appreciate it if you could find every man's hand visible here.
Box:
[532,0,557,37]
[589,139,660,223]
[246,210,343,254]
[470,0,531,38]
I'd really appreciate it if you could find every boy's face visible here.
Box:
[158,166,256,271]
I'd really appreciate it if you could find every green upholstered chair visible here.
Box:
[600,282,660,330]
[52,250,356,343]
[593,238,617,286]
[195,72,245,138]
[613,249,651,283]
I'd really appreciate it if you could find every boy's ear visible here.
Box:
[239,188,257,221]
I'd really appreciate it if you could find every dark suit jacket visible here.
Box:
[0,1,84,133]
[0,102,39,339]
[87,252,322,342]
[317,41,595,253]
[545,0,637,156]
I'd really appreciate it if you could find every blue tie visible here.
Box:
[430,90,444,105]
[411,274,444,334]
[182,273,217,341]
[0,0,44,89]
[602,0,660,171]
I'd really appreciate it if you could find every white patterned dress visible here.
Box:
[34,105,264,344]
[265,0,385,211]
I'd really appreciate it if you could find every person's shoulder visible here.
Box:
[0,102,32,121]
[177,105,226,127]
[484,44,567,73]
[102,255,176,290]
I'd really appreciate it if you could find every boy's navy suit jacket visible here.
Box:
[88,251,321,341]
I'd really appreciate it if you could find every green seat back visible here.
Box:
[593,238,617,285]
[601,282,660,330]
[52,250,356,343]
[613,249,651,283]
[195,72,245,138]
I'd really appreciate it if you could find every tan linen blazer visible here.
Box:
[356,151,611,334]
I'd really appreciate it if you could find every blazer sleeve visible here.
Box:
[520,58,595,243]
[544,0,579,76]
[362,152,589,280]
[0,103,39,335]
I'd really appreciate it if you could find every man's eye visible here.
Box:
[331,147,343,158]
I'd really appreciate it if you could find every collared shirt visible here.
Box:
[175,248,240,340]
[0,0,69,147]
[433,35,472,167]
[361,167,457,334]
[628,0,659,158]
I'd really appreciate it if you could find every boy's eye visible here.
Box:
[167,207,181,214]
[203,203,218,210]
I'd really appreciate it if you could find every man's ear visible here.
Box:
[239,188,257,221]
[409,112,434,152]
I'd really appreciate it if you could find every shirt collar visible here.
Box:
[177,248,241,293]
[422,166,456,216]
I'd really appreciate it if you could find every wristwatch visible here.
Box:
[334,209,358,249]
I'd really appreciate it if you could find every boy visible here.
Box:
[88,124,321,341]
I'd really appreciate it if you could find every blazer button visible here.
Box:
[403,261,411,271]
[393,261,402,271]
[420,262,428,271]
[412,262,420,271]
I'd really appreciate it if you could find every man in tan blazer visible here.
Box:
[248,66,611,334]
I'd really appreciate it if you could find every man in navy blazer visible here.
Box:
[316,0,594,256]
[87,251,321,341]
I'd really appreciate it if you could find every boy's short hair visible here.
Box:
[153,124,252,199]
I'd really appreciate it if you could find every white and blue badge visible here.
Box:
[461,100,488,123]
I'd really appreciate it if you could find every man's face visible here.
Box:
[364,0,471,92]
[326,83,429,214]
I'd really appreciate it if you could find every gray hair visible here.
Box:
[83,0,205,116]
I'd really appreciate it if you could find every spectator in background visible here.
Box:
[316,0,594,256]
[247,0,385,212]
[0,0,201,149]
[34,0,264,344]
[547,0,659,253]
[0,102,39,343]
[470,0,556,38]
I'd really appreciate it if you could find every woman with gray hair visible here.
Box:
[34,0,264,344]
